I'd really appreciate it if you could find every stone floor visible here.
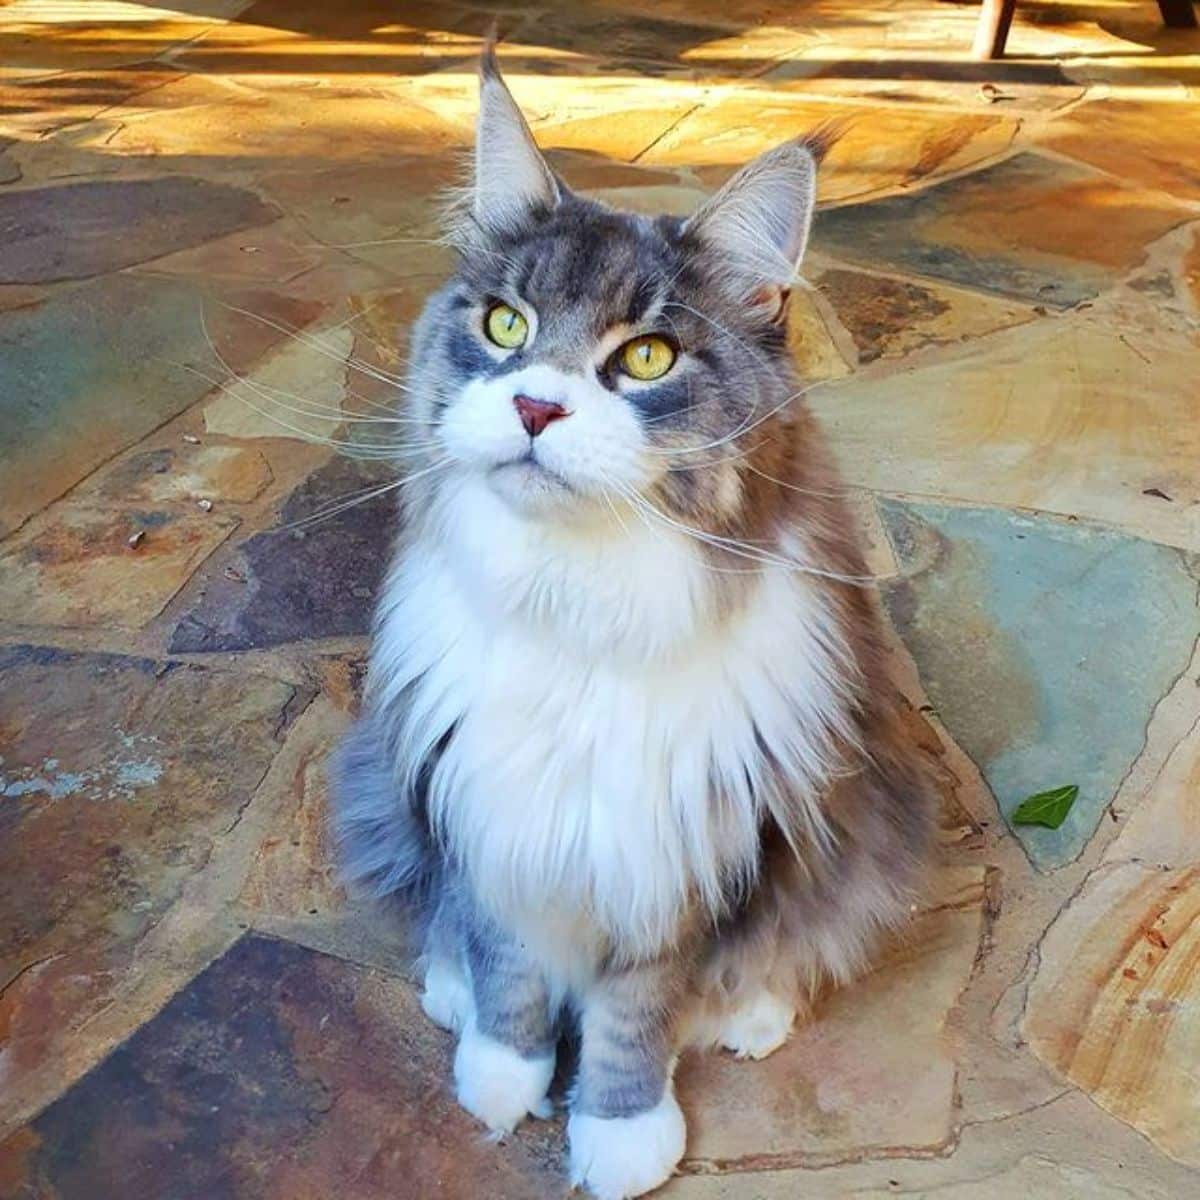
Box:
[1,1,1199,1196]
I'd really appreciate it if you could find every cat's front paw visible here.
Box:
[453,1020,555,1134]
[568,1089,686,1200]
[718,990,795,1060]
[421,957,472,1032]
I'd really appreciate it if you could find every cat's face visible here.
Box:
[420,52,821,527]
[434,198,776,523]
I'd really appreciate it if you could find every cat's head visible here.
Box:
[418,49,826,528]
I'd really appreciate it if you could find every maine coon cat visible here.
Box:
[333,49,934,1200]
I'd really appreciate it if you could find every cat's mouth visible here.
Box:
[488,452,576,503]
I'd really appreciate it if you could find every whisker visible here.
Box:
[215,301,412,392]
[608,478,873,585]
[193,313,422,453]
[602,477,769,577]
[183,358,430,428]
[338,314,417,375]
[741,459,848,500]
[174,358,435,459]
[282,479,406,530]
[596,476,633,540]
[314,236,450,250]
[280,459,452,531]
[664,437,772,472]
[649,381,814,458]
[662,300,774,371]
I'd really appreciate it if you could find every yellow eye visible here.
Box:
[484,303,528,349]
[619,335,676,382]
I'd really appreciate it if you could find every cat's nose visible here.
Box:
[513,393,569,438]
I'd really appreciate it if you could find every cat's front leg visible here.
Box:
[568,961,687,1200]
[452,912,557,1134]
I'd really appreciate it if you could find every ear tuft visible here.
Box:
[683,136,822,310]
[799,114,854,165]
[473,47,558,239]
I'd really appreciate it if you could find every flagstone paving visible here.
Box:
[878,500,1200,869]
[1,1,1199,1198]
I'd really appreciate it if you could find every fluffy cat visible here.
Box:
[333,49,934,1200]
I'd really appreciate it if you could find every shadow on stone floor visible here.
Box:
[2,0,1195,83]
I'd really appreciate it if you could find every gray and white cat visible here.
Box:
[333,49,934,1200]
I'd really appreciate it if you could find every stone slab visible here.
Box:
[0,645,303,1129]
[808,297,1200,553]
[677,868,987,1167]
[0,501,238,629]
[812,264,1032,364]
[0,177,277,284]
[812,153,1189,307]
[1024,860,1200,1168]
[641,94,1017,204]
[0,934,566,1200]
[0,273,322,537]
[89,444,274,506]
[169,455,395,652]
[878,501,1200,869]
[1039,98,1200,205]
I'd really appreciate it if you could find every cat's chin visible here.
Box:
[487,457,578,515]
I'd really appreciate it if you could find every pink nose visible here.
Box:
[513,393,568,438]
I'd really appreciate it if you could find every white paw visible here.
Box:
[454,1019,555,1134]
[421,957,472,1032]
[568,1088,686,1200]
[718,990,795,1060]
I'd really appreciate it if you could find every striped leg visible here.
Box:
[568,961,687,1200]
[451,910,557,1134]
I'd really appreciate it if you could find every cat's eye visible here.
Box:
[484,303,528,349]
[619,335,676,382]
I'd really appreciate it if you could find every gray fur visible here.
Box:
[330,714,438,906]
[459,896,559,1060]
[572,957,686,1118]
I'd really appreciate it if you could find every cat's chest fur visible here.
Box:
[373,479,852,962]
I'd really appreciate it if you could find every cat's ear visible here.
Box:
[684,135,826,314]
[473,47,559,237]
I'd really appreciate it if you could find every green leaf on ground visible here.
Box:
[1011,784,1079,830]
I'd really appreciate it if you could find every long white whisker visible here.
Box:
[280,459,452,531]
[611,479,872,585]
[665,437,772,473]
[595,475,633,540]
[215,301,413,392]
[650,381,814,458]
[741,459,848,499]
[602,477,769,577]
[662,300,774,371]
[175,356,434,459]
[283,480,406,530]
[182,357,430,428]
[192,330,402,453]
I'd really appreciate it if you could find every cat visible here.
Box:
[332,47,935,1200]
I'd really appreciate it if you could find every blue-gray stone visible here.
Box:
[878,500,1200,869]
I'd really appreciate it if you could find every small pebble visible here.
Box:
[127,530,145,549]
[978,83,1013,103]
[197,498,213,512]
[182,434,200,444]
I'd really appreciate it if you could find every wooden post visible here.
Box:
[972,0,1017,60]
[1156,0,1198,28]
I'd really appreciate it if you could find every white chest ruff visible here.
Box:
[372,485,856,959]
